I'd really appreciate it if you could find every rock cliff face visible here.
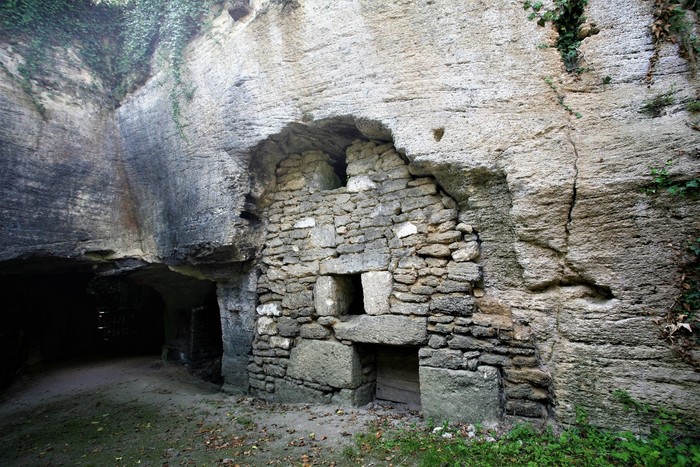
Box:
[0,46,141,263]
[1,0,699,429]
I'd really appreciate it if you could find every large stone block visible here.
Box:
[287,339,362,389]
[300,322,331,339]
[314,275,353,316]
[257,316,278,335]
[320,253,390,274]
[310,224,337,248]
[446,262,482,282]
[333,315,428,345]
[275,379,330,404]
[361,271,392,315]
[418,348,464,369]
[430,295,475,316]
[282,289,313,309]
[420,366,502,424]
[331,383,376,407]
[256,303,282,316]
[346,175,377,192]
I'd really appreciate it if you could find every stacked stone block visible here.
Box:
[253,141,552,422]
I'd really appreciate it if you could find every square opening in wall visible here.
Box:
[366,345,421,408]
[314,274,365,316]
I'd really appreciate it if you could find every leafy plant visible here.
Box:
[650,0,700,77]
[654,236,700,367]
[613,389,700,438]
[688,100,700,112]
[646,159,700,196]
[523,0,591,72]
[641,88,677,117]
[544,76,582,118]
[349,403,700,467]
[645,161,700,367]
[0,0,223,129]
[0,0,123,116]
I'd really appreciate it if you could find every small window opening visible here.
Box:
[240,210,260,222]
[240,194,261,223]
[346,274,365,315]
[330,157,347,186]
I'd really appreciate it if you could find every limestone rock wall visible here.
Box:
[0,45,141,262]
[1,0,698,429]
[114,0,699,428]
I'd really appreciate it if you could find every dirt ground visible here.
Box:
[0,356,420,466]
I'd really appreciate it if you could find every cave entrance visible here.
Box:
[88,276,165,355]
[0,261,223,389]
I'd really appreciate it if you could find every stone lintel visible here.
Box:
[320,253,390,275]
[333,315,428,345]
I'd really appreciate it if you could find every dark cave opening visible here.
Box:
[0,262,223,390]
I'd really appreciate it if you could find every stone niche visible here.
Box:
[251,140,551,423]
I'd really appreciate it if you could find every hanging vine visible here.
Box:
[0,0,223,127]
[648,0,700,80]
[523,0,594,73]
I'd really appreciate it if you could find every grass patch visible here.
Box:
[347,408,700,467]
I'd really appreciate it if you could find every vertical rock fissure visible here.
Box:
[565,135,579,247]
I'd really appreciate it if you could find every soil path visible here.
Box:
[0,356,419,466]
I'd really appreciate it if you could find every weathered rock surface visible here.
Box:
[1,0,699,429]
[0,45,141,262]
[420,366,502,424]
[334,315,428,346]
[287,339,362,389]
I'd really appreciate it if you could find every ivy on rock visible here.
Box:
[0,0,223,125]
[523,0,593,73]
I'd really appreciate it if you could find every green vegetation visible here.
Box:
[688,100,700,112]
[348,401,700,466]
[650,1,700,76]
[641,89,677,117]
[654,235,700,369]
[544,76,582,118]
[646,160,700,368]
[647,159,699,196]
[0,0,223,127]
[0,0,121,116]
[523,0,591,72]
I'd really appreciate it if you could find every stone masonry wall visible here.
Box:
[252,140,554,423]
